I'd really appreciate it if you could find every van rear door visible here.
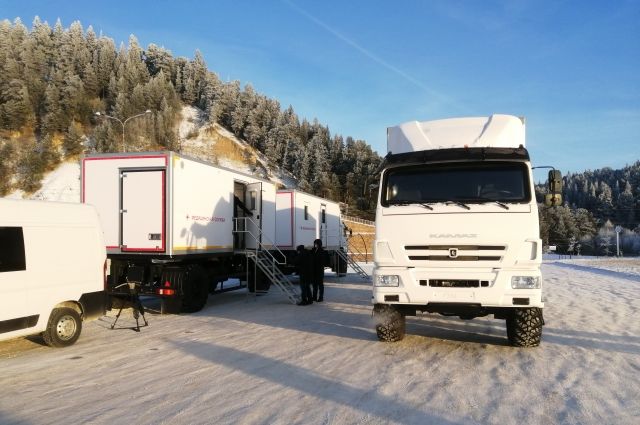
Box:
[120,169,166,252]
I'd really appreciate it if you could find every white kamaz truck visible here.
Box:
[372,115,562,347]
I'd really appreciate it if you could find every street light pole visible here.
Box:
[95,110,152,152]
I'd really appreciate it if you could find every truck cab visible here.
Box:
[372,115,561,347]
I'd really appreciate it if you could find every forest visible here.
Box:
[0,18,380,217]
[538,162,640,255]
[1,18,639,254]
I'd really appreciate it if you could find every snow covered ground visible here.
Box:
[1,261,639,425]
[545,254,640,280]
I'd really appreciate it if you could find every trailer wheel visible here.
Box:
[42,307,83,347]
[373,304,405,342]
[181,266,209,313]
[506,308,543,347]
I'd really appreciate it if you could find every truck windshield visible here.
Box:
[382,161,530,206]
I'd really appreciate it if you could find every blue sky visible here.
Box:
[2,0,639,177]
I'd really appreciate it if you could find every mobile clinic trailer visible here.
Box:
[0,199,106,347]
[82,152,278,313]
[275,189,347,274]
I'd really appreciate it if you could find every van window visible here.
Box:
[0,227,26,272]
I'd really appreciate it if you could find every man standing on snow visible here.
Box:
[310,239,327,302]
[295,245,313,305]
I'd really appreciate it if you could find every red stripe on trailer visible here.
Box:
[121,169,166,252]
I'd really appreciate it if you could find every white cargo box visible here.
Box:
[275,190,343,250]
[387,114,525,154]
[82,152,276,256]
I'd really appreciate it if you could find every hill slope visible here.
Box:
[6,106,297,202]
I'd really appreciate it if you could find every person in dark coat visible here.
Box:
[295,245,313,305]
[310,238,327,302]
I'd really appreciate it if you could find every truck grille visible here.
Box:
[419,279,490,288]
[404,245,506,262]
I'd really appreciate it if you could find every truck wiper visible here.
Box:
[473,197,510,210]
[445,200,471,210]
[388,200,434,210]
[419,199,471,210]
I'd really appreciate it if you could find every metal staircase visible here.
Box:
[336,246,370,279]
[234,217,300,305]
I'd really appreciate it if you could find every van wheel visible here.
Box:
[42,308,82,347]
[506,308,543,347]
[181,266,208,313]
[373,304,406,342]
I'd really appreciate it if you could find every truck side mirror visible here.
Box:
[544,193,562,207]
[368,183,379,200]
[544,170,563,206]
[548,170,563,194]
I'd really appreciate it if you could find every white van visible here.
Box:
[0,199,107,347]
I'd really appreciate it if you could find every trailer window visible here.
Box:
[304,205,309,220]
[0,227,26,272]
[382,161,530,206]
[249,191,257,210]
[321,209,326,224]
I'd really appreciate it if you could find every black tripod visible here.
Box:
[111,281,148,332]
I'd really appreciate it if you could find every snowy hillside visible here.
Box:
[4,106,298,202]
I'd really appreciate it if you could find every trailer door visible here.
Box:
[121,169,165,252]
[245,182,262,249]
[319,204,327,246]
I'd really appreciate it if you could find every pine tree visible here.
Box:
[64,121,84,156]
[0,143,15,195]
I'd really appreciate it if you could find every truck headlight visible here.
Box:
[375,275,400,287]
[511,276,540,289]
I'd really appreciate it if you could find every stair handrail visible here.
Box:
[233,217,287,265]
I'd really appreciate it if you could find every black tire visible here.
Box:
[506,308,543,347]
[180,266,209,313]
[42,307,83,347]
[373,304,406,342]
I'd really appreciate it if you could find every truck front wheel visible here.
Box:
[373,304,406,342]
[42,307,83,347]
[506,308,543,347]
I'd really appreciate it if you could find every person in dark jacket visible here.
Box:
[295,245,313,305]
[310,239,327,302]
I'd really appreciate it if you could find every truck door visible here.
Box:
[319,204,327,246]
[245,182,262,249]
[120,169,166,252]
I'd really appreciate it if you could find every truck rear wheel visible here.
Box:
[374,304,406,342]
[42,307,83,347]
[506,308,543,347]
[180,266,209,313]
